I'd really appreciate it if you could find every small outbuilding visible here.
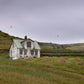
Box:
[9,37,40,60]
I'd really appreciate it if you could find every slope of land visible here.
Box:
[62,43,84,51]
[0,53,84,84]
[38,42,62,49]
[0,30,84,50]
[0,30,62,49]
[0,30,21,49]
[67,46,84,51]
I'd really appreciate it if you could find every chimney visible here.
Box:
[24,35,27,40]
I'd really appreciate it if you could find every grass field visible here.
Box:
[0,53,84,84]
[67,46,84,51]
[0,31,21,49]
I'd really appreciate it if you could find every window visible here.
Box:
[20,49,23,54]
[35,50,38,55]
[27,42,31,47]
[31,50,34,55]
[24,49,27,55]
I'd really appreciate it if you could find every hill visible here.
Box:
[0,30,84,51]
[0,30,21,49]
[62,43,84,51]
[0,30,62,50]
[38,42,62,49]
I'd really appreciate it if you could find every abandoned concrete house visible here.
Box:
[9,37,40,60]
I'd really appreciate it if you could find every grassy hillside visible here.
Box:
[0,30,21,49]
[0,30,84,51]
[38,42,62,49]
[67,46,84,51]
[0,30,62,50]
[63,43,84,48]
[62,43,84,51]
[0,53,84,84]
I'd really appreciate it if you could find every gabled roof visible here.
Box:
[13,39,23,48]
[13,39,40,50]
[33,41,40,50]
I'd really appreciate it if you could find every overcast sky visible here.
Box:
[0,0,84,44]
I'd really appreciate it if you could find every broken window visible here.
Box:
[27,42,31,47]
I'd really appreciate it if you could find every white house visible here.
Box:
[9,38,40,60]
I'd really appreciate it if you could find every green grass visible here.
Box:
[0,31,21,49]
[0,31,62,50]
[67,46,84,51]
[1,30,84,50]
[41,52,84,56]
[0,53,84,84]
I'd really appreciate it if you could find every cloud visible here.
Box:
[0,0,84,44]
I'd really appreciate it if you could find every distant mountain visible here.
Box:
[38,42,62,50]
[0,30,84,51]
[0,30,63,50]
[38,42,84,51]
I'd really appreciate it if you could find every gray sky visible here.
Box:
[0,0,84,44]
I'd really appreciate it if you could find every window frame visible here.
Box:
[27,42,31,47]
[31,50,34,55]
[35,50,38,55]
[20,49,23,54]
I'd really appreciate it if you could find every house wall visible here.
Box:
[9,42,18,60]
[30,50,40,58]
[10,39,40,60]
[27,48,31,57]
[22,39,34,58]
[17,49,21,58]
[22,39,34,49]
[38,50,40,58]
